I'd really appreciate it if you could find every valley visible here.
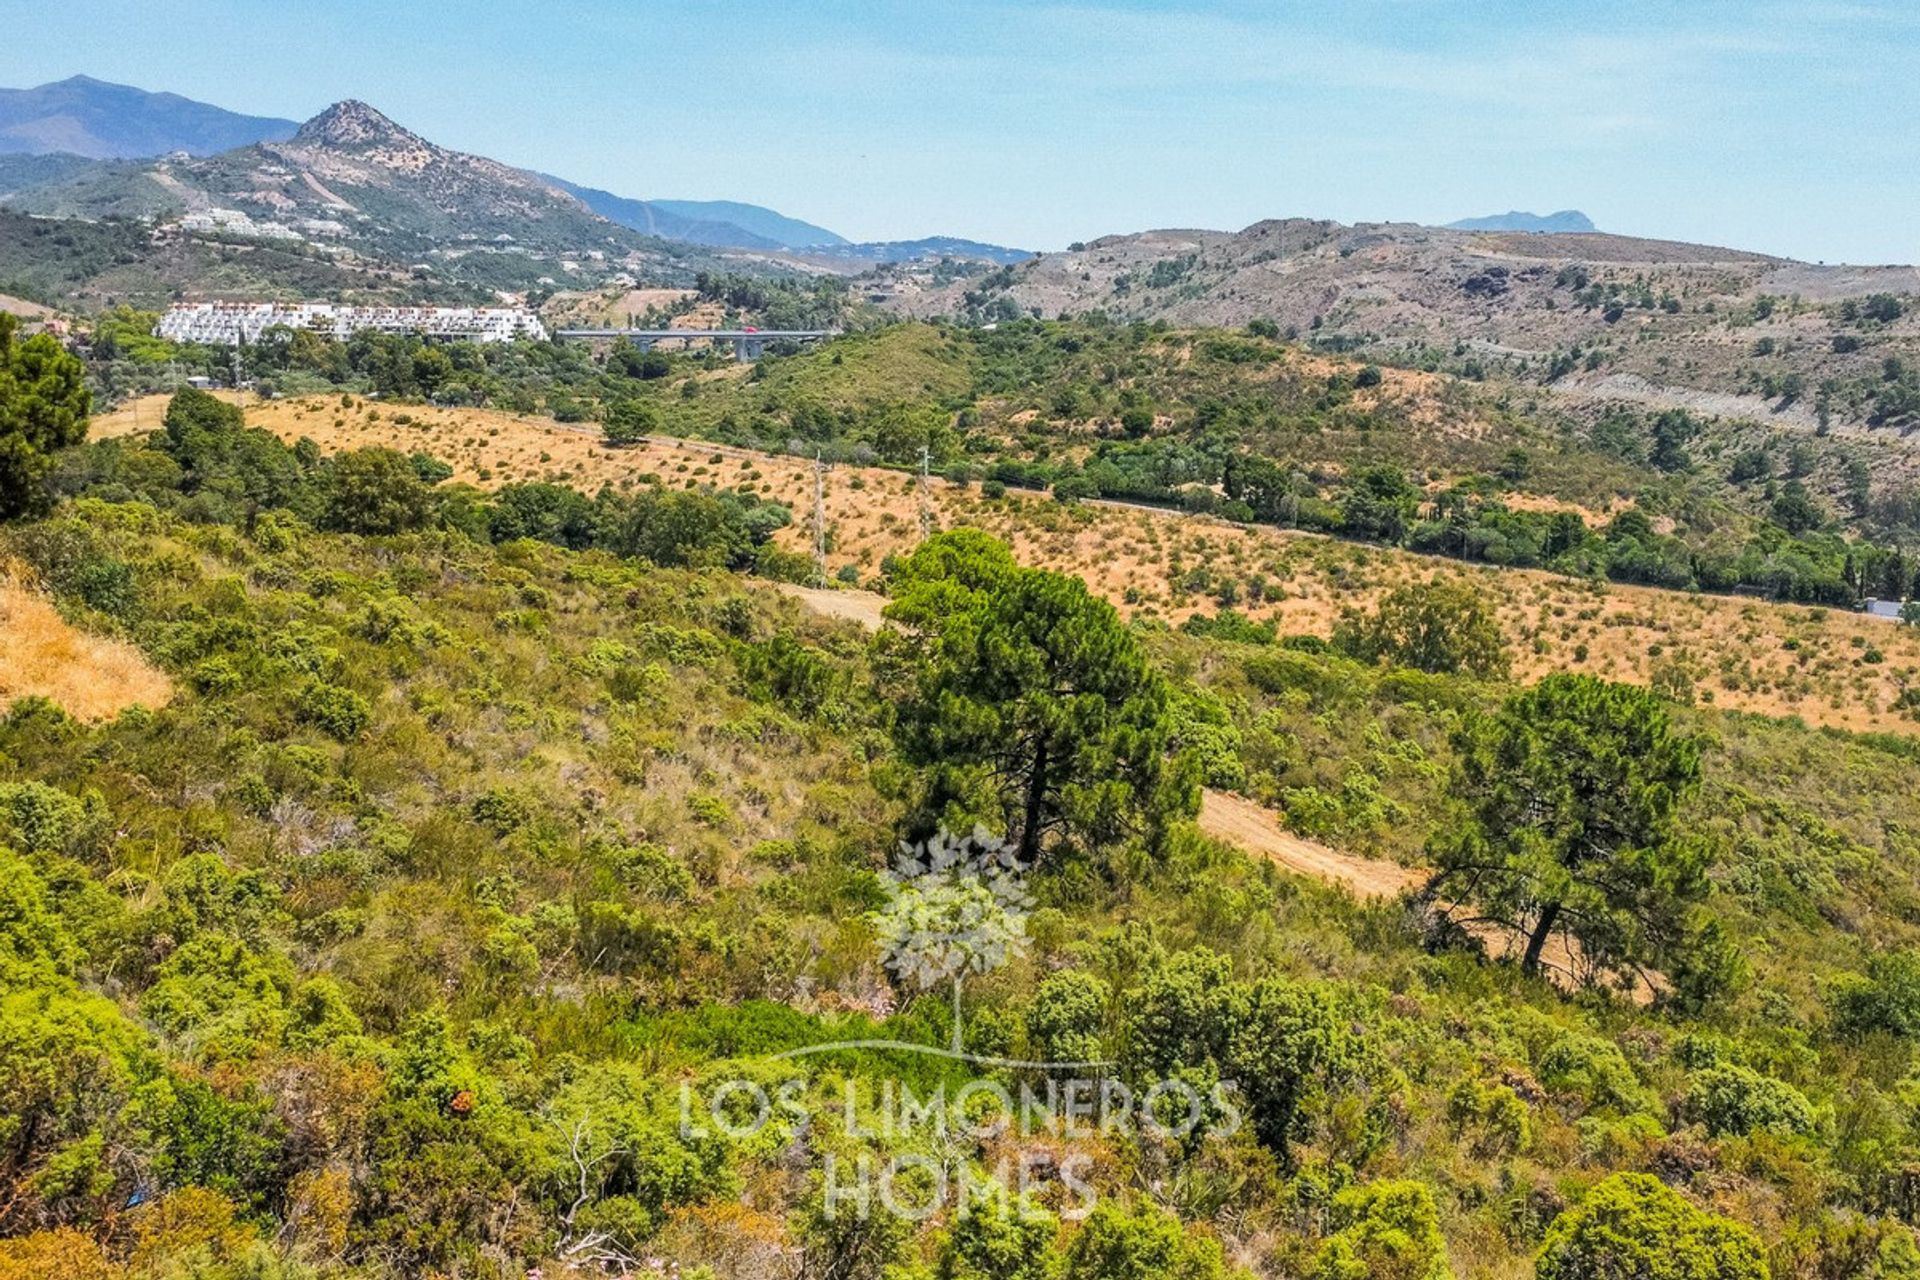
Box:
[6,36,1920,1280]
[90,387,1920,735]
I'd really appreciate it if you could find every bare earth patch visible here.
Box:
[0,293,54,320]
[1197,790,1655,1003]
[1197,789,1424,898]
[0,574,172,722]
[771,583,889,630]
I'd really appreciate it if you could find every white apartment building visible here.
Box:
[154,302,550,346]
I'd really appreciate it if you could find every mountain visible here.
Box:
[541,178,782,250]
[0,75,297,159]
[801,235,1033,266]
[1,100,691,268]
[0,100,1027,277]
[0,100,795,305]
[0,79,1025,271]
[543,182,846,252]
[647,199,845,249]
[882,216,1920,429]
[1445,209,1597,233]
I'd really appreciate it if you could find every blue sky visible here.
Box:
[7,0,1917,262]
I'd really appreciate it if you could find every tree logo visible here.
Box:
[871,825,1032,1054]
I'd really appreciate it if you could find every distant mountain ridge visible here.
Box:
[1,98,665,267]
[649,199,845,249]
[1445,210,1597,233]
[800,236,1034,266]
[0,75,297,158]
[549,186,856,254]
[541,178,788,251]
[0,77,1035,268]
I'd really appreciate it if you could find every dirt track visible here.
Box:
[1197,790,1425,898]
[774,589,1434,900]
[773,583,889,630]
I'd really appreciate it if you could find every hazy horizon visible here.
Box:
[7,0,1918,264]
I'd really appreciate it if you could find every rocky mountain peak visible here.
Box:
[293,99,422,150]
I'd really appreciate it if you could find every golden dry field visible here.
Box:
[91,392,1920,735]
[0,571,173,721]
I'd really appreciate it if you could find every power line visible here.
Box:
[918,444,934,543]
[813,450,830,586]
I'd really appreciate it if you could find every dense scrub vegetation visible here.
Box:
[18,327,1920,1277]
[87,315,1920,613]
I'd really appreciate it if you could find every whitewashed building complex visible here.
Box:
[154,302,550,346]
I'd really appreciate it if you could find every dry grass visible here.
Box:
[0,293,54,320]
[539,287,720,331]
[0,572,172,722]
[91,393,1920,736]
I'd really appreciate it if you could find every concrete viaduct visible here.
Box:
[552,328,836,361]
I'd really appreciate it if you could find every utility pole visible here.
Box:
[918,444,933,542]
[813,450,829,586]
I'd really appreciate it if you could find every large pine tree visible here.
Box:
[884,530,1197,863]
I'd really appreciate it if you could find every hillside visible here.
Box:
[799,234,1034,266]
[0,208,498,312]
[549,184,850,252]
[14,380,1920,1278]
[887,218,1920,432]
[0,84,1020,290]
[0,74,297,158]
[87,382,1920,737]
[0,150,102,196]
[0,100,729,290]
[649,197,845,248]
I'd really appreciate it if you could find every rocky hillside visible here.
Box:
[0,100,714,281]
[889,218,1920,430]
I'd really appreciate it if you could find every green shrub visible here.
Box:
[1027,970,1110,1065]
[1684,1064,1816,1138]
[931,1197,1059,1280]
[1332,579,1509,678]
[0,781,88,854]
[1446,1079,1531,1155]
[1061,1200,1227,1280]
[1536,1173,1767,1280]
[1536,1032,1653,1116]
[321,448,436,535]
[469,788,533,837]
[296,681,372,741]
[613,842,695,903]
[1314,1179,1454,1280]
[1833,951,1920,1038]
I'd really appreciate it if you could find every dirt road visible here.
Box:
[773,583,890,630]
[1196,790,1425,898]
